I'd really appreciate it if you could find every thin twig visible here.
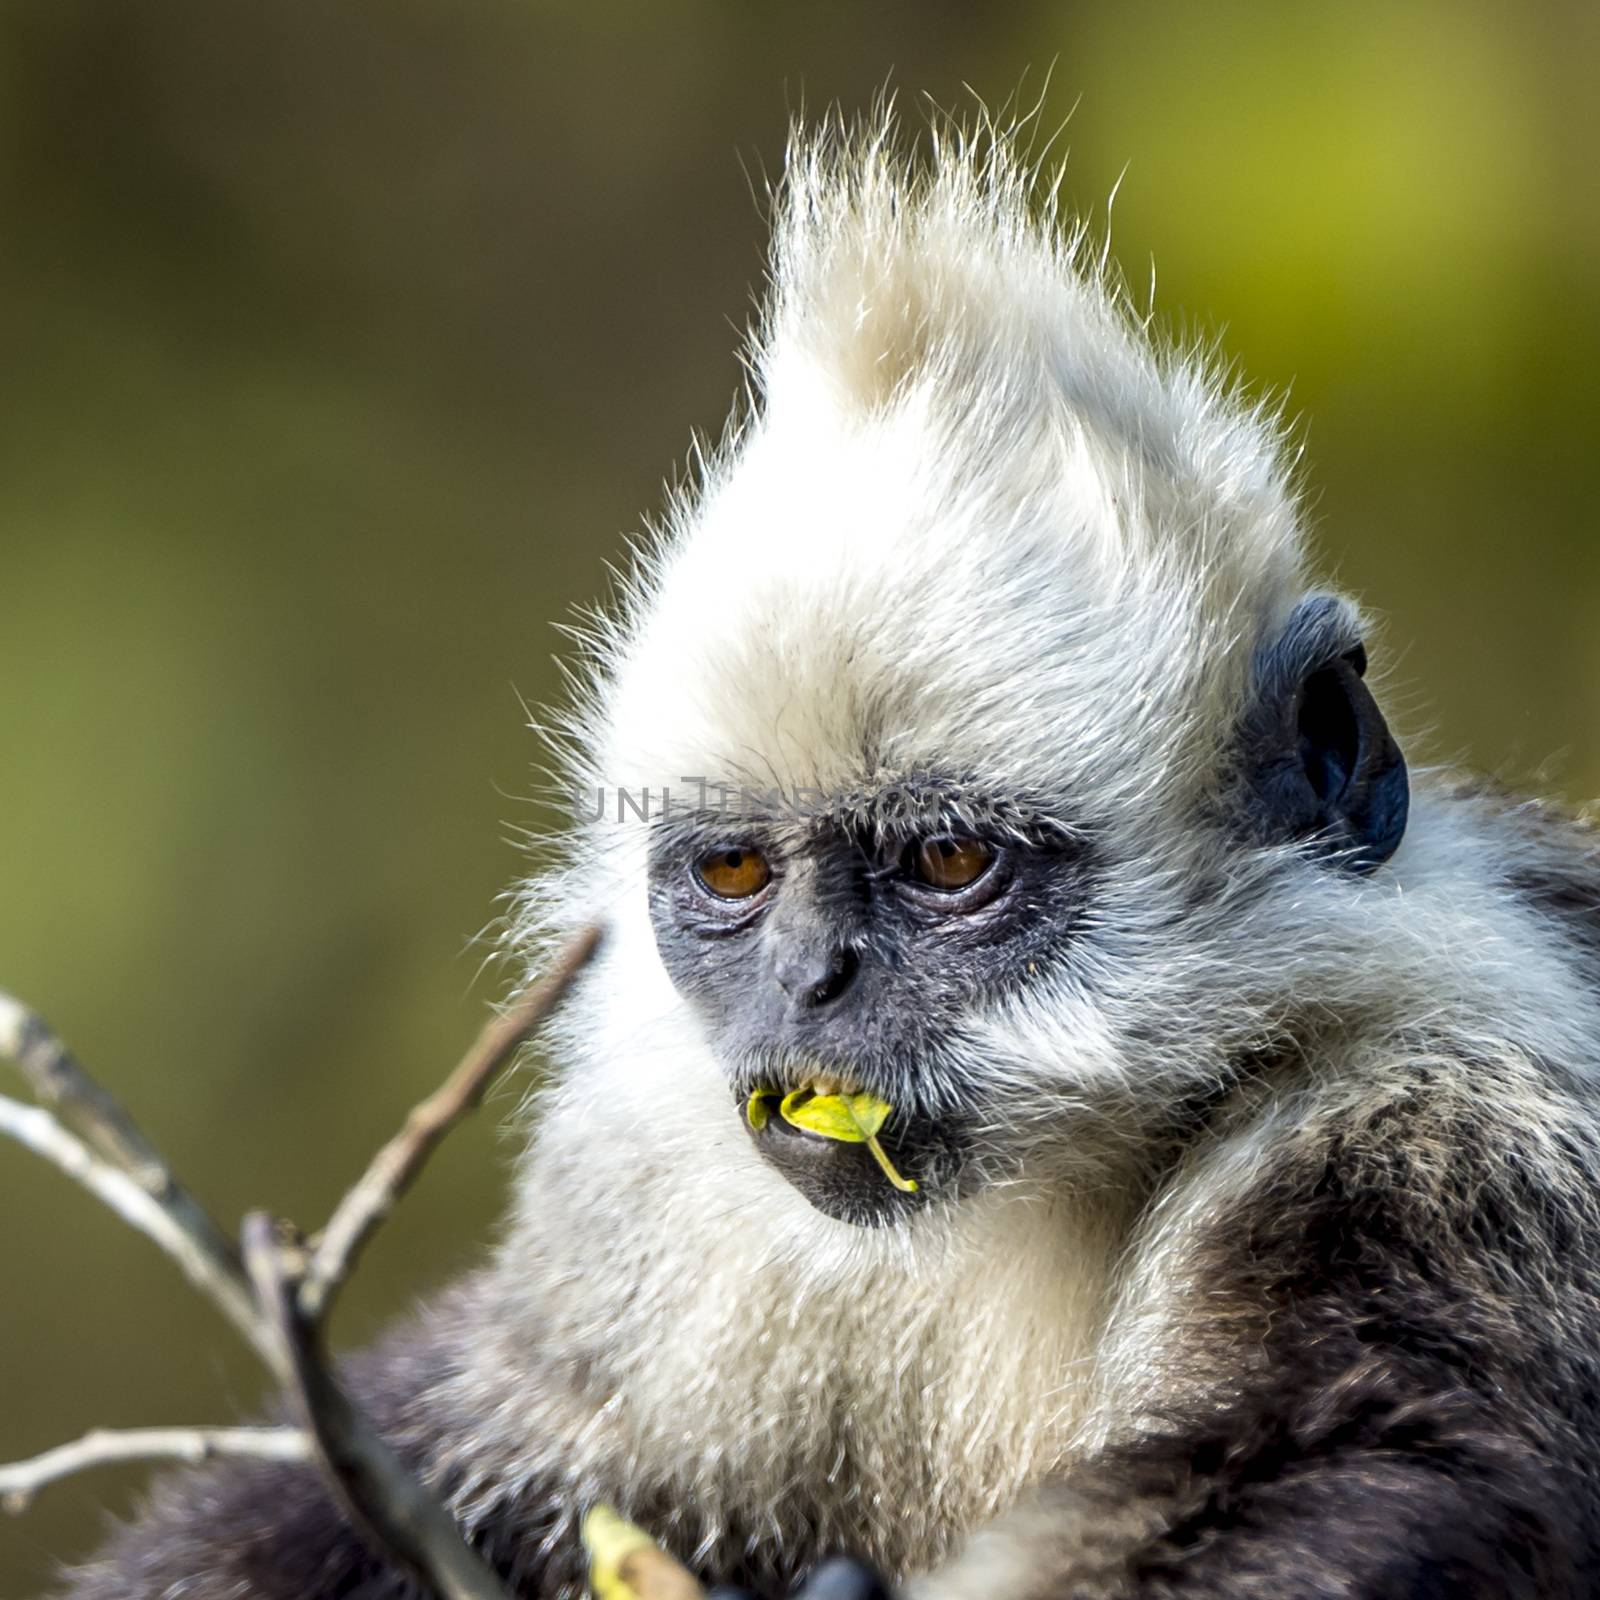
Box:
[0,994,168,1185]
[243,1214,511,1600]
[0,1426,312,1514]
[0,1093,278,1371]
[0,993,251,1310]
[300,924,601,1319]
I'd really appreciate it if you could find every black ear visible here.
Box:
[1244,595,1409,872]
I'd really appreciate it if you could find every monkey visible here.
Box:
[53,110,1600,1600]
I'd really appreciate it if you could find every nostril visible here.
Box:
[807,946,858,1007]
[774,944,859,1007]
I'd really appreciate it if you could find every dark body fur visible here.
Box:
[56,793,1600,1599]
[1038,1073,1600,1597]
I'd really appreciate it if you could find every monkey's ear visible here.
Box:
[1244,595,1409,872]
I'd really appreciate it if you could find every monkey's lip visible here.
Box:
[738,1073,930,1228]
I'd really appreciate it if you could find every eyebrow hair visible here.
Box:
[644,775,1082,853]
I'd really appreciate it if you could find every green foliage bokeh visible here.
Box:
[1,3,1596,1592]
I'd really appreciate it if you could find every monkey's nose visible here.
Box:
[774,944,859,1008]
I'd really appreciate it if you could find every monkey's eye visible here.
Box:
[694,845,772,900]
[908,835,993,892]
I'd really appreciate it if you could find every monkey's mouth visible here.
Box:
[741,1075,931,1228]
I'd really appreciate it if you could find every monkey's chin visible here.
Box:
[746,1099,929,1229]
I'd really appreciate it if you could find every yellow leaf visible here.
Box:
[777,1089,918,1192]
[582,1505,704,1600]
[583,1505,654,1600]
[778,1088,891,1142]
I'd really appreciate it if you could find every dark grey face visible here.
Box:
[647,785,1089,1226]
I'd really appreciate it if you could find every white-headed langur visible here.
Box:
[59,113,1600,1600]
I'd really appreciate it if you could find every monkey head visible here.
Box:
[528,127,1409,1242]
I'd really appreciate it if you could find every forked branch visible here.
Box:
[0,1092,274,1369]
[0,926,602,1600]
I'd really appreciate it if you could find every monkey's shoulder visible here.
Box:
[1160,1043,1600,1420]
[1449,777,1600,966]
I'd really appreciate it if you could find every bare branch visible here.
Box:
[0,1426,311,1515]
[300,924,602,1319]
[243,1214,511,1600]
[0,1093,278,1371]
[0,927,602,1593]
[0,994,168,1185]
[0,993,252,1332]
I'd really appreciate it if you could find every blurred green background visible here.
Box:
[0,1,1596,1592]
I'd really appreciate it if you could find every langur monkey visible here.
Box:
[61,112,1600,1600]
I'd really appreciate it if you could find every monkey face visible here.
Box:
[561,162,1410,1243]
[645,784,1091,1226]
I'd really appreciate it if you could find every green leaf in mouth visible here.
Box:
[746,1085,919,1193]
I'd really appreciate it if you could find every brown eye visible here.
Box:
[695,846,772,900]
[911,835,993,892]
